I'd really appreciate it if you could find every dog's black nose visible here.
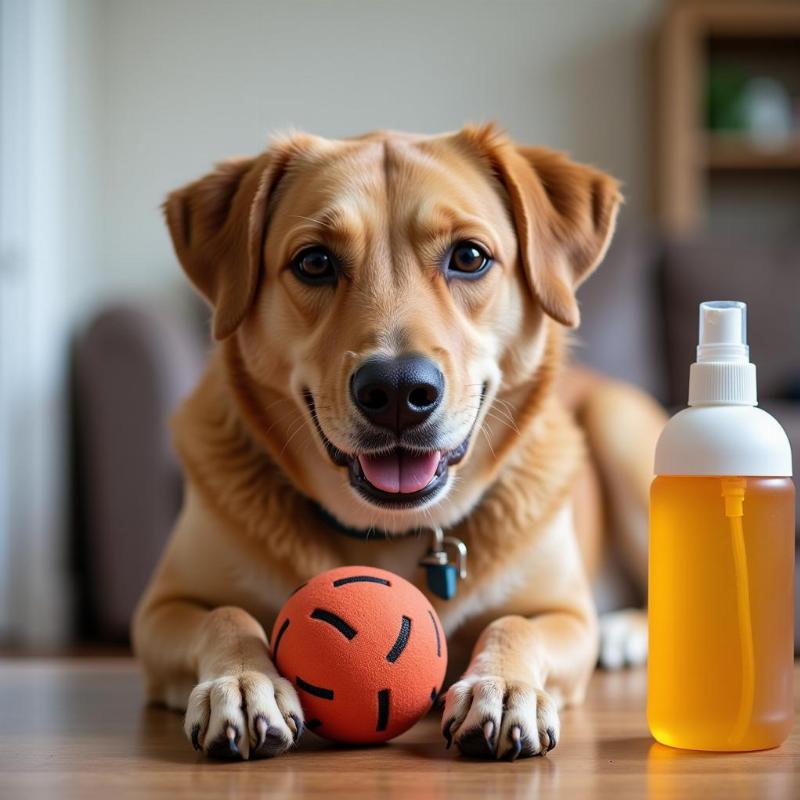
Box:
[351,354,444,433]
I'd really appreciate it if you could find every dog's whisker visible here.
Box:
[279,416,306,448]
[492,396,516,413]
[484,409,520,435]
[478,419,498,459]
[260,395,297,414]
[487,402,518,426]
[491,406,520,427]
[261,408,304,441]
[279,417,312,456]
[460,401,518,434]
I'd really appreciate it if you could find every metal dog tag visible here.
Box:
[419,526,467,600]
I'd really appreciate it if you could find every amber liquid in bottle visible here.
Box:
[648,476,795,751]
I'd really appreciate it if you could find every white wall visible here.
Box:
[93,0,662,302]
[0,0,99,643]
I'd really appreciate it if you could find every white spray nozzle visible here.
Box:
[697,301,749,363]
[688,300,756,406]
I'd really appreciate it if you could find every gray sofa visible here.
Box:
[72,228,800,642]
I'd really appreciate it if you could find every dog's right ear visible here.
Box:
[457,124,621,329]
[163,148,290,340]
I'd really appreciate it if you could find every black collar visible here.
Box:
[310,501,420,541]
[310,499,469,601]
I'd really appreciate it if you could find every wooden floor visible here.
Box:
[0,658,797,799]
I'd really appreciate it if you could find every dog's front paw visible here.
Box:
[184,671,303,760]
[441,675,559,761]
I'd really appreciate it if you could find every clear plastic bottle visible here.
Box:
[648,302,795,751]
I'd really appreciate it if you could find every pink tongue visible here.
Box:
[358,450,442,494]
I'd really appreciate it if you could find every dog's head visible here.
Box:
[164,126,620,532]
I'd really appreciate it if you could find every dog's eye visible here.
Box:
[291,247,338,285]
[447,241,492,277]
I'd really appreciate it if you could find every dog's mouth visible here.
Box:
[347,439,470,507]
[303,391,480,509]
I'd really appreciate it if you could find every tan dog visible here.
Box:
[132,125,664,761]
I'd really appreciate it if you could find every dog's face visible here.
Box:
[165,127,620,532]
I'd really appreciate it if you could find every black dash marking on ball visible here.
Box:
[272,618,289,662]
[386,615,411,663]
[296,676,334,700]
[428,609,441,657]
[288,582,307,597]
[310,608,357,640]
[333,575,391,588]
[306,719,322,730]
[376,689,390,732]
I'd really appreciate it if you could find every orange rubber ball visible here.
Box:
[271,565,448,744]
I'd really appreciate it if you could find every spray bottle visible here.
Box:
[648,301,795,751]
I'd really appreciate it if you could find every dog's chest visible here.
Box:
[227,503,574,642]
[337,534,432,581]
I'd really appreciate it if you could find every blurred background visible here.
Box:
[0,0,798,649]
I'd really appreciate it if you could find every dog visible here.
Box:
[132,124,665,761]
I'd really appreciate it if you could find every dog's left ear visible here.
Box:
[464,128,622,328]
[163,145,292,341]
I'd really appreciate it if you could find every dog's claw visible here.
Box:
[508,726,522,762]
[287,713,303,743]
[255,716,268,751]
[191,724,202,752]
[443,718,454,749]
[546,726,558,753]
[483,719,495,750]
[226,725,240,755]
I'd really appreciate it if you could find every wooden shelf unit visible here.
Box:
[704,133,800,170]
[657,0,800,233]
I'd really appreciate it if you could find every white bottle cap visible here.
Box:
[656,300,792,476]
[688,301,757,406]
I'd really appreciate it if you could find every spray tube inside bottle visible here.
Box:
[720,476,753,745]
